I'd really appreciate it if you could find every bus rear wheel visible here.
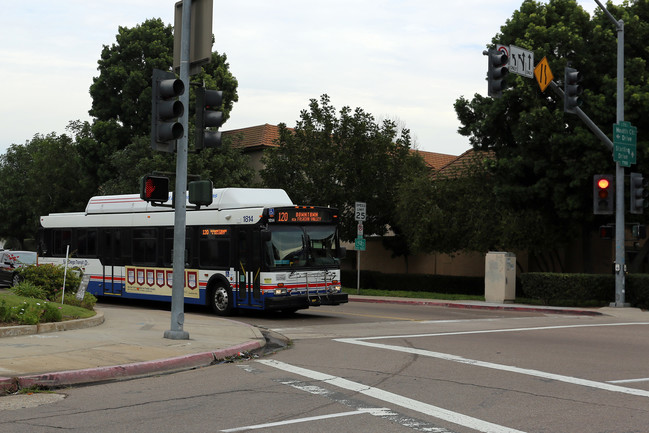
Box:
[209,284,233,316]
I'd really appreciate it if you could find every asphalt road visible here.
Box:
[1,301,648,433]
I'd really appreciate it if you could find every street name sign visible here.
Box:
[613,121,637,167]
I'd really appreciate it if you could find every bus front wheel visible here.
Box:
[209,284,233,316]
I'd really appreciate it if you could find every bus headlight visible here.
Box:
[327,284,342,293]
[274,288,288,296]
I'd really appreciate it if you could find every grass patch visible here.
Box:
[0,291,95,326]
[343,287,485,301]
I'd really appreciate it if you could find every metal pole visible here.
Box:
[613,19,627,307]
[356,250,360,295]
[165,0,191,339]
[595,0,627,307]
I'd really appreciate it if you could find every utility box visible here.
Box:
[485,252,516,303]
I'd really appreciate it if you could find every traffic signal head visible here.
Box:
[593,174,614,215]
[487,49,509,98]
[151,69,185,153]
[140,175,170,203]
[188,180,214,207]
[629,172,648,214]
[564,67,582,114]
[195,87,224,151]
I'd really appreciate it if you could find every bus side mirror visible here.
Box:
[337,247,346,259]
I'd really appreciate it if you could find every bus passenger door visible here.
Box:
[236,229,262,308]
[101,229,123,295]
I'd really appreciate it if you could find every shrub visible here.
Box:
[19,264,82,300]
[0,299,10,322]
[40,302,63,322]
[521,273,613,306]
[341,270,484,296]
[54,291,97,311]
[10,281,47,299]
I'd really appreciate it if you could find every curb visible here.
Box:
[348,296,603,316]
[0,310,105,338]
[1,339,264,394]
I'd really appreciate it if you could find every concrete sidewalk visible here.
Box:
[0,304,266,394]
[1,296,646,395]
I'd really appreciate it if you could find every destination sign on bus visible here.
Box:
[265,207,337,224]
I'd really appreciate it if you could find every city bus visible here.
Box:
[38,188,348,315]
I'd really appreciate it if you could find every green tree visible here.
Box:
[261,94,428,243]
[86,18,244,191]
[0,129,94,246]
[418,0,649,270]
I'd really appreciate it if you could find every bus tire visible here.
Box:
[209,283,233,316]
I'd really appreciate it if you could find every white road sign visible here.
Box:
[355,201,366,221]
[508,45,534,78]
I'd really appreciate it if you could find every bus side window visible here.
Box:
[132,228,158,266]
[53,229,72,257]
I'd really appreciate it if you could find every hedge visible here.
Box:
[342,270,649,309]
[341,270,484,296]
[521,273,649,309]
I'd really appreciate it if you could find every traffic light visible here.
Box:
[151,69,185,153]
[593,174,614,215]
[487,49,509,98]
[632,224,647,240]
[599,225,613,239]
[195,87,224,150]
[629,172,648,214]
[564,67,582,114]
[140,175,170,203]
[188,179,214,207]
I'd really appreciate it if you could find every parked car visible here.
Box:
[0,250,37,287]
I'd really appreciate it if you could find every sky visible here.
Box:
[2,0,605,157]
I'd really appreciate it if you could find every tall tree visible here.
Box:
[261,94,428,243]
[0,129,94,247]
[415,0,649,269]
[86,18,243,191]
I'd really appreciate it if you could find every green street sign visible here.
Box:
[613,121,637,167]
[355,237,366,251]
[614,121,637,146]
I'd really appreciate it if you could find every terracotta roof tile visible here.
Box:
[412,149,458,170]
[222,123,281,150]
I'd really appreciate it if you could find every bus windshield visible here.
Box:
[264,225,340,268]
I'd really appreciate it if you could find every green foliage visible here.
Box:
[10,281,47,299]
[261,94,429,244]
[521,273,612,306]
[86,18,243,192]
[0,129,95,246]
[19,264,82,300]
[0,299,62,325]
[341,270,484,296]
[54,291,97,311]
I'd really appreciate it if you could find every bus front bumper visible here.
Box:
[264,293,348,311]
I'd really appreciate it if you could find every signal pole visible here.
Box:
[164,0,192,340]
[595,0,627,307]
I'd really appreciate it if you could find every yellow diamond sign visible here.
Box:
[534,57,553,92]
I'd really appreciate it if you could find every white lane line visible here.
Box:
[608,377,649,384]
[220,409,377,432]
[258,359,527,433]
[334,322,649,398]
[280,378,454,432]
[347,322,649,341]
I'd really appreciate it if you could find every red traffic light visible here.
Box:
[140,175,170,202]
[597,178,610,190]
[593,174,614,215]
